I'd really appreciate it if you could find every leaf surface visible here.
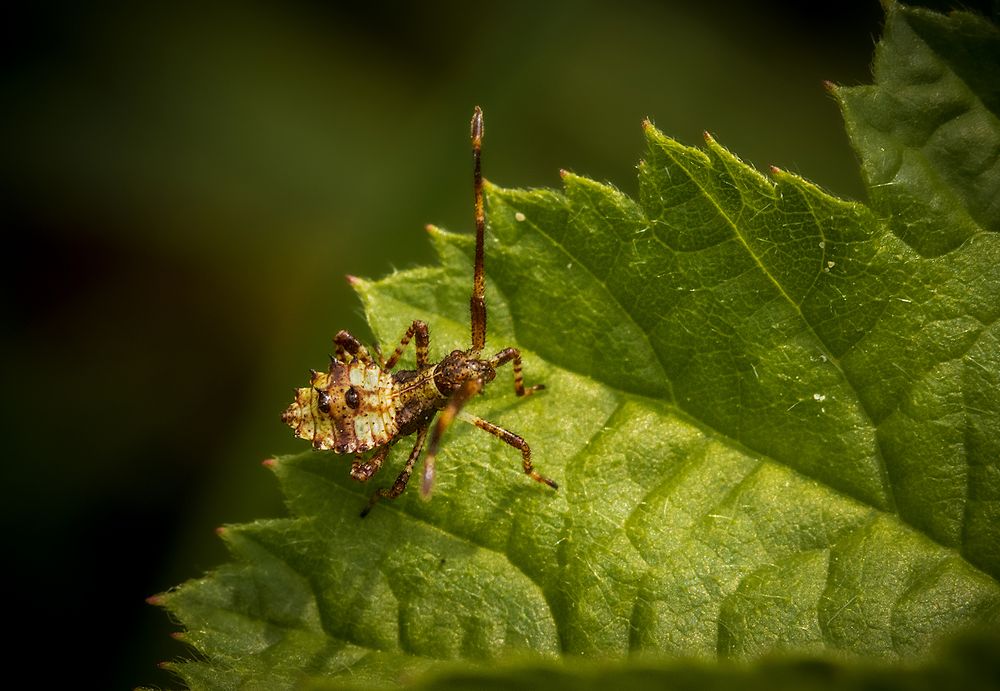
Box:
[155,3,1000,688]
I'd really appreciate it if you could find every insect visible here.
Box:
[281,107,557,517]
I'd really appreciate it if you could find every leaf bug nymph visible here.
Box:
[281,107,557,516]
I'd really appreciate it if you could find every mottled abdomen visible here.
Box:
[281,360,397,453]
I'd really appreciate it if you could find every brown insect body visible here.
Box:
[281,107,556,516]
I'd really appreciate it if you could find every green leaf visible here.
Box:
[831,0,1000,573]
[153,3,1000,688]
[835,2,1000,256]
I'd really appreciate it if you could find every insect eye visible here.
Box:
[345,387,360,409]
[315,389,331,413]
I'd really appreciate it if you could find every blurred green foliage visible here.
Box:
[10,1,987,687]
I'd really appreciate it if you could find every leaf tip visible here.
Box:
[769,164,783,175]
[702,130,716,144]
[641,117,654,132]
[558,168,570,179]
[425,223,449,240]
[169,630,187,641]
[215,525,229,537]
[262,457,278,470]
[145,594,165,607]
[822,79,839,94]
[345,274,362,287]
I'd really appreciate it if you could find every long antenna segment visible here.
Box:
[470,106,487,352]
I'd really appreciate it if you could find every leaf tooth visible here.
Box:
[560,169,584,186]
[643,123,712,170]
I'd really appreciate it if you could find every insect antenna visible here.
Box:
[470,106,487,352]
[420,377,484,498]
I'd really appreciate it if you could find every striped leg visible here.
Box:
[360,424,430,517]
[465,415,558,489]
[383,320,430,370]
[334,330,375,365]
[489,347,544,396]
[350,442,394,482]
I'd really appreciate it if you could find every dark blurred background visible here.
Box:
[5,1,987,687]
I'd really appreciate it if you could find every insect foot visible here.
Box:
[282,106,557,516]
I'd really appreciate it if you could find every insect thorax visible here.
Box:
[434,349,497,391]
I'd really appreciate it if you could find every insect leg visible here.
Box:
[382,320,430,370]
[350,442,395,482]
[463,414,558,490]
[489,347,545,396]
[421,377,483,498]
[334,330,375,365]
[360,424,430,518]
